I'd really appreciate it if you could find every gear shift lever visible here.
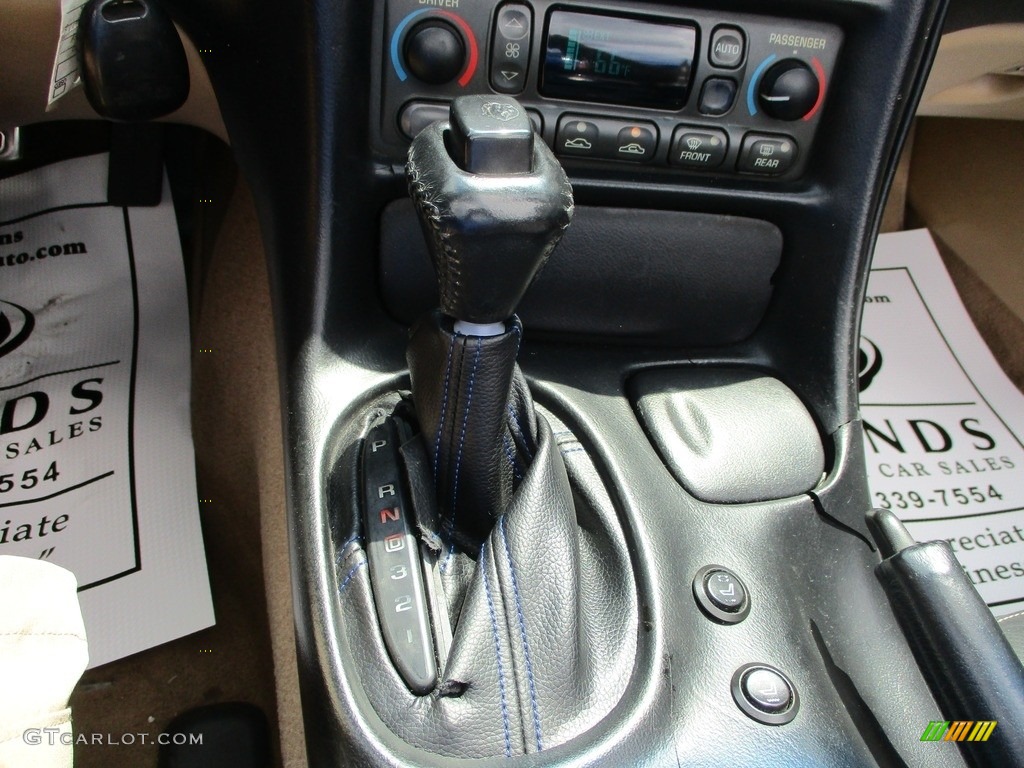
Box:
[406,95,573,545]
[341,97,633,756]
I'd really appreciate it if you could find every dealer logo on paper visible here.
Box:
[1,210,138,589]
[0,300,35,359]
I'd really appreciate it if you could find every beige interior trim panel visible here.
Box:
[0,0,226,140]
[918,23,1024,119]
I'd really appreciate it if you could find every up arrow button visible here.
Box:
[490,4,532,94]
[499,7,530,40]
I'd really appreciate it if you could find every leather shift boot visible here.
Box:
[331,369,637,758]
[407,311,533,549]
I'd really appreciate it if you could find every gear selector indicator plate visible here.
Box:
[361,420,437,694]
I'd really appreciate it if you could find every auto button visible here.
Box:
[710,26,746,68]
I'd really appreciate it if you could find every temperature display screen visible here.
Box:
[541,11,697,110]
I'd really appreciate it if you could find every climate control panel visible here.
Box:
[372,1,843,180]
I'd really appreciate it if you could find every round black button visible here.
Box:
[693,565,750,623]
[704,569,746,612]
[758,59,820,121]
[404,20,466,85]
[742,668,792,713]
[731,663,800,725]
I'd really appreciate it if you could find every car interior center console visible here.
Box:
[161,0,1024,764]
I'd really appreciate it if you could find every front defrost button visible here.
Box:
[670,127,728,170]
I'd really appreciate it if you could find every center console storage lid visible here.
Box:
[631,367,825,503]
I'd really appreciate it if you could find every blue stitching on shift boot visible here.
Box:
[500,516,543,751]
[481,544,513,756]
[441,336,482,572]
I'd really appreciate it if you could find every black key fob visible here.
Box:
[77,0,189,121]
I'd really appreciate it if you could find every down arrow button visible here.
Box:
[490,3,531,94]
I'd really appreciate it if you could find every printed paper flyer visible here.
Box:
[0,154,214,666]
[864,230,1024,617]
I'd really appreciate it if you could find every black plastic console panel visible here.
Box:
[380,202,783,344]
[373,0,843,181]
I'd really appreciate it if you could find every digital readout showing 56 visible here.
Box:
[542,11,697,110]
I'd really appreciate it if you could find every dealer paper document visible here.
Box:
[863,229,1024,617]
[0,154,214,666]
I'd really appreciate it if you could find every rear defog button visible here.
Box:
[737,133,797,175]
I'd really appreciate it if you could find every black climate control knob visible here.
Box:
[404,20,466,84]
[758,59,819,121]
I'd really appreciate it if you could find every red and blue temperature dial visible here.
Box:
[747,55,826,121]
[391,9,479,87]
